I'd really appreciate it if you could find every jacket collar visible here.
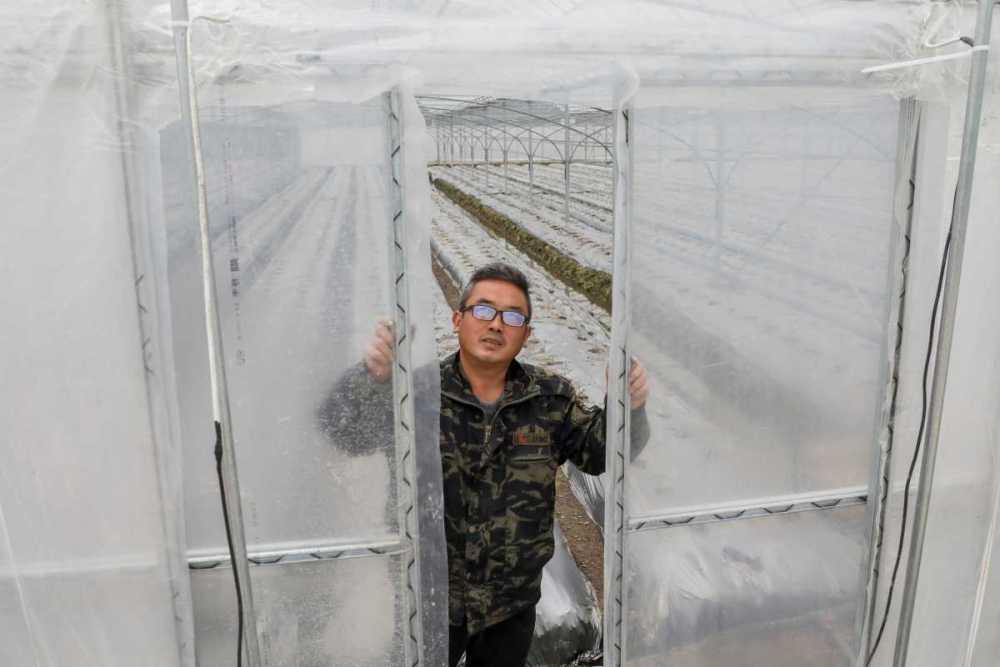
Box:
[440,351,536,405]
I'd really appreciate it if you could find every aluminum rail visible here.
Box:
[602,102,633,667]
[892,2,996,664]
[385,88,426,667]
[629,486,868,533]
[855,98,921,665]
[168,5,262,666]
[187,538,408,569]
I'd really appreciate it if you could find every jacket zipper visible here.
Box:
[443,389,542,457]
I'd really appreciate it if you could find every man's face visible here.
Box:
[452,279,531,368]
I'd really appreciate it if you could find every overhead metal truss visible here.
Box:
[418,95,613,226]
[418,95,614,166]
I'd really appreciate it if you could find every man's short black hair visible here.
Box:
[458,262,532,322]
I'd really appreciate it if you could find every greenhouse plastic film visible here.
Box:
[161,15,448,662]
[626,506,867,665]
[618,76,906,664]
[1,1,195,664]
[868,28,1000,665]
[190,555,407,666]
[5,1,1000,665]
[628,88,902,512]
[148,1,933,101]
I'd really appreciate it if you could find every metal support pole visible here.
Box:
[385,89,425,667]
[603,102,633,667]
[854,98,921,666]
[168,4,263,666]
[893,3,995,664]
[106,1,196,663]
[502,102,509,195]
[563,104,571,226]
[528,130,535,204]
[503,147,509,195]
[435,121,441,164]
[484,123,491,190]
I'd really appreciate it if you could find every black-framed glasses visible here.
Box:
[462,304,529,327]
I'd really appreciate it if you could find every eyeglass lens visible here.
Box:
[470,304,526,327]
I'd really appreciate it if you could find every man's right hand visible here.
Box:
[365,319,395,383]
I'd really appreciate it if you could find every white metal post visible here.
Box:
[436,120,441,164]
[602,102,634,667]
[484,122,490,189]
[528,130,535,204]
[893,2,996,664]
[503,146,509,195]
[168,4,263,666]
[563,104,571,226]
[501,101,509,195]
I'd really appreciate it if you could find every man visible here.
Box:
[360,262,650,667]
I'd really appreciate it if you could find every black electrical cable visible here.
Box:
[215,421,245,667]
[866,186,957,665]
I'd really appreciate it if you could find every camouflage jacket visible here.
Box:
[440,351,649,635]
[318,352,650,637]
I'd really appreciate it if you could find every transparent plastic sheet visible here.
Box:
[158,1,932,101]
[163,15,448,663]
[629,87,901,510]
[626,506,867,666]
[622,81,904,664]
[190,556,406,666]
[171,93,395,553]
[530,523,602,667]
[865,28,1000,665]
[565,464,606,527]
[0,1,193,665]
